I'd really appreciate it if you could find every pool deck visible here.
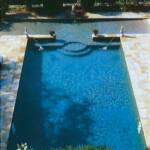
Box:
[4,11,150,21]
[0,34,150,149]
[121,35,150,147]
[86,12,150,19]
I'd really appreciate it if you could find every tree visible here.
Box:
[0,0,8,18]
[81,0,95,10]
[43,0,63,12]
[26,0,32,8]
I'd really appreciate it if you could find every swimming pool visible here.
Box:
[7,36,146,150]
[0,20,150,35]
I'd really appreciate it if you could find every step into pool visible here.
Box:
[7,38,146,150]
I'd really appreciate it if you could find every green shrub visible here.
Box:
[16,143,110,150]
[0,0,8,18]
[146,146,150,150]
[43,0,63,12]
[81,0,95,10]
[50,145,110,150]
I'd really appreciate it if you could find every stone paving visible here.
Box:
[0,35,150,149]
[121,35,150,147]
[5,11,150,21]
[86,12,150,19]
[0,36,27,150]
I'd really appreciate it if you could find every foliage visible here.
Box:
[0,0,8,10]
[16,143,110,150]
[43,0,63,12]
[26,0,32,8]
[50,145,110,150]
[0,0,147,15]
[17,143,28,150]
[0,0,8,18]
[146,146,150,150]
[81,0,95,10]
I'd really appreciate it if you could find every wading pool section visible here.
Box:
[7,36,146,150]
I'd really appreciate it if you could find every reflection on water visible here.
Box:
[0,19,150,35]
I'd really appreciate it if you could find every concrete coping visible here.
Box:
[27,34,56,40]
[4,18,148,23]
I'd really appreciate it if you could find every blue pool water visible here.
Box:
[0,20,150,35]
[7,36,146,150]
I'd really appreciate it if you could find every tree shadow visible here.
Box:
[4,12,35,20]
[7,40,93,150]
[29,7,63,17]
[0,21,13,32]
[41,85,93,148]
[7,42,46,150]
[53,101,93,147]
